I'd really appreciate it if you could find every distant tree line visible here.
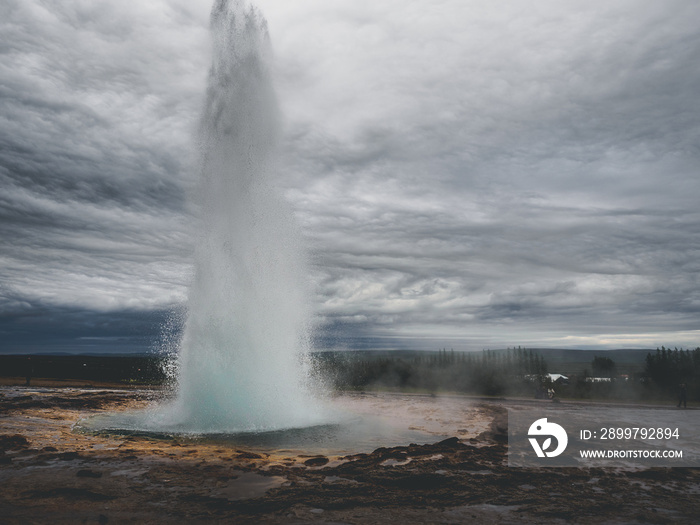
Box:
[551,347,699,402]
[644,346,700,399]
[313,347,548,396]
[591,355,617,377]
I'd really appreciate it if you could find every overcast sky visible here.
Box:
[2,0,699,353]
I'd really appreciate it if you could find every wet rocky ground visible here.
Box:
[1,385,699,523]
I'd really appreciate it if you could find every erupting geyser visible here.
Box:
[162,0,327,432]
[87,0,329,435]
[80,0,501,453]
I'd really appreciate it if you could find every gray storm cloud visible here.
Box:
[1,0,699,352]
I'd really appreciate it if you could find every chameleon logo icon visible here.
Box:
[528,418,568,458]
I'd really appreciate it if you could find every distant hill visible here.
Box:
[521,347,653,363]
[311,347,657,376]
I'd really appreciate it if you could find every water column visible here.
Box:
[163,0,324,432]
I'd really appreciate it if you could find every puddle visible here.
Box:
[381,458,413,467]
[212,471,287,500]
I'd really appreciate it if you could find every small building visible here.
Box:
[585,377,613,383]
[524,373,569,384]
[547,373,569,384]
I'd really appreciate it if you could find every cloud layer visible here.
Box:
[2,0,699,352]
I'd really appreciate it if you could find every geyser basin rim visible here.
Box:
[75,409,449,455]
[75,415,351,439]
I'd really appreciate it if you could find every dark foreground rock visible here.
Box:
[1,388,699,524]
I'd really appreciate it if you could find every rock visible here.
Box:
[436,437,461,448]
[304,457,329,467]
[77,469,103,478]
[0,434,30,451]
[57,452,82,461]
[236,451,263,459]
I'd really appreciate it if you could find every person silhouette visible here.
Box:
[677,383,687,409]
